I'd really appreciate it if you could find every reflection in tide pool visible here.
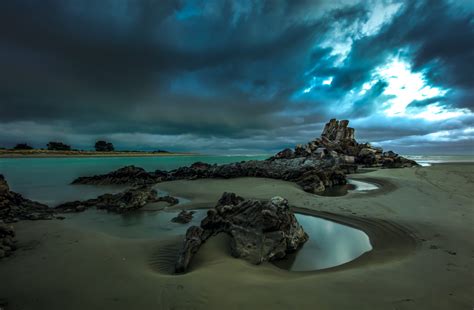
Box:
[319,179,379,196]
[348,179,379,192]
[65,209,208,239]
[66,209,372,271]
[274,214,372,271]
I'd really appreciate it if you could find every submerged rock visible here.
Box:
[55,187,179,213]
[175,193,308,273]
[0,175,53,223]
[171,210,195,224]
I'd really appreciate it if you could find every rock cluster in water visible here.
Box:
[0,174,54,223]
[271,119,418,168]
[55,187,179,213]
[72,160,346,195]
[175,193,309,273]
[72,166,160,186]
[71,119,418,194]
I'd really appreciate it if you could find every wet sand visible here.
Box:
[0,163,473,309]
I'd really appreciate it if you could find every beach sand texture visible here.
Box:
[0,163,473,309]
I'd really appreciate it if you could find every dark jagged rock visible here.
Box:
[55,187,179,213]
[169,158,347,194]
[175,193,308,273]
[0,221,16,259]
[0,175,53,223]
[171,210,195,224]
[73,158,347,194]
[175,226,204,273]
[270,119,418,168]
[72,165,162,186]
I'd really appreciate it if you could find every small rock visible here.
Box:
[171,210,195,224]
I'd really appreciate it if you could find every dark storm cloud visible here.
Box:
[334,0,474,109]
[0,0,472,153]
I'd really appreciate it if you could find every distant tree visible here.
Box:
[95,140,115,152]
[13,143,33,150]
[47,141,71,151]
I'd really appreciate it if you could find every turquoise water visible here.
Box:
[1,154,471,204]
[0,155,267,206]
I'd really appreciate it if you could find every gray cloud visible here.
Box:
[0,0,472,154]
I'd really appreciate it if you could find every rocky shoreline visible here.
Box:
[0,119,418,262]
[72,119,417,194]
[0,175,54,223]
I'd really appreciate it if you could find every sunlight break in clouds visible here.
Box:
[368,57,469,121]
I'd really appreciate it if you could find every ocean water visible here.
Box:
[404,154,474,166]
[0,155,267,206]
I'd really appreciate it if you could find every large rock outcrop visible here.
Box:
[0,175,53,223]
[175,193,308,273]
[55,187,179,213]
[270,119,418,168]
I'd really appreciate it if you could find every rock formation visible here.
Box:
[171,210,195,224]
[71,119,417,194]
[73,159,346,194]
[0,221,15,259]
[0,174,54,223]
[71,165,162,186]
[270,119,418,168]
[175,193,308,273]
[55,187,179,213]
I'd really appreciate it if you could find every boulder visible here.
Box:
[0,175,53,223]
[175,193,308,273]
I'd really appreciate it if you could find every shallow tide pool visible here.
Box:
[65,209,372,272]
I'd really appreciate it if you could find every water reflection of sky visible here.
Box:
[66,209,372,271]
[348,179,379,192]
[277,214,372,271]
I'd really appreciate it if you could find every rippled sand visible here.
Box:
[0,163,473,309]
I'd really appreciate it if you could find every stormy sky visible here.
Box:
[0,0,473,154]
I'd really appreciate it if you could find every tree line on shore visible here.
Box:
[8,140,115,152]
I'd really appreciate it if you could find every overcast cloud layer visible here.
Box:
[0,0,473,154]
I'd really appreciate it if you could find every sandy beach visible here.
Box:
[0,150,195,158]
[0,163,473,310]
